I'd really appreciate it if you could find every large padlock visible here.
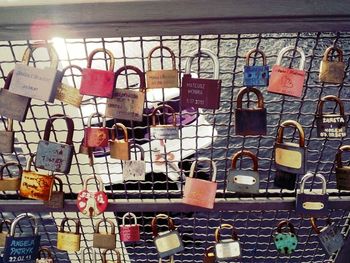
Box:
[123,143,146,181]
[0,161,22,191]
[152,214,185,258]
[267,46,306,98]
[0,219,11,247]
[150,104,179,140]
[3,213,41,262]
[35,114,75,174]
[215,224,241,260]
[243,48,269,87]
[36,247,53,263]
[146,46,179,89]
[120,212,140,243]
[102,249,122,263]
[9,42,62,102]
[311,217,344,255]
[19,154,54,201]
[44,176,64,208]
[56,65,84,107]
[0,118,14,153]
[274,120,307,174]
[227,150,260,194]
[181,49,222,109]
[273,220,298,255]
[319,46,345,84]
[93,219,116,249]
[235,87,267,135]
[316,95,346,138]
[84,112,109,147]
[203,246,215,263]
[80,48,115,98]
[0,70,31,122]
[105,65,146,121]
[109,123,130,160]
[81,247,96,263]
[77,175,108,217]
[57,217,81,252]
[336,145,350,190]
[183,158,217,209]
[296,173,329,217]
[274,170,297,190]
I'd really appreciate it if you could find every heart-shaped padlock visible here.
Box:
[77,175,108,217]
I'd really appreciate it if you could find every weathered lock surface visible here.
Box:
[243,48,269,87]
[150,104,179,140]
[319,46,345,84]
[123,144,146,181]
[335,145,350,190]
[57,218,81,252]
[44,176,64,208]
[0,118,14,153]
[109,123,130,160]
[120,212,140,242]
[215,224,241,260]
[0,161,22,191]
[0,219,11,247]
[93,219,116,249]
[273,220,298,255]
[84,112,109,147]
[274,170,297,190]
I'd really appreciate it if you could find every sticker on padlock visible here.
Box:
[44,176,64,209]
[335,145,350,191]
[35,247,53,263]
[93,219,116,249]
[319,46,345,84]
[109,123,130,160]
[123,144,146,181]
[0,219,11,247]
[0,118,14,153]
[203,246,216,263]
[273,220,298,255]
[214,224,241,260]
[81,247,96,263]
[102,249,122,263]
[243,48,269,87]
[84,112,109,147]
[0,161,22,191]
[120,212,140,243]
[150,104,179,140]
[57,217,81,252]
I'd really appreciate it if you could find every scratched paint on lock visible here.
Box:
[123,160,146,181]
[150,127,179,140]
[19,172,54,201]
[273,233,298,255]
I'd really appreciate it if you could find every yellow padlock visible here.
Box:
[0,162,22,191]
[109,123,130,160]
[57,218,81,252]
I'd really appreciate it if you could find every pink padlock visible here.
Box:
[120,212,140,242]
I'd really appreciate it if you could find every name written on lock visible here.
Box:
[322,117,345,123]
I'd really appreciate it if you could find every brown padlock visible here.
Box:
[0,161,22,191]
[0,219,11,247]
[319,46,345,84]
[44,176,64,208]
[0,118,14,153]
[109,123,130,160]
[102,249,122,263]
[93,219,116,249]
[203,245,216,263]
[36,247,53,263]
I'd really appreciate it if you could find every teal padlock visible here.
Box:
[273,220,298,255]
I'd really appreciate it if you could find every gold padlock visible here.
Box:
[102,249,122,263]
[0,161,22,191]
[57,217,81,252]
[93,219,116,249]
[0,219,11,247]
[0,118,14,153]
[319,46,345,84]
[109,123,130,160]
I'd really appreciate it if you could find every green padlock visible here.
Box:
[273,220,298,255]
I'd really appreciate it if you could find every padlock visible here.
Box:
[44,176,64,208]
[77,175,108,217]
[0,219,11,247]
[79,138,94,166]
[214,224,241,260]
[274,170,297,190]
[267,46,306,98]
[9,42,62,102]
[84,112,109,147]
[181,49,222,109]
[3,213,41,262]
[122,143,146,181]
[235,87,267,135]
[311,217,344,255]
[152,214,185,258]
[36,247,53,263]
[243,48,269,87]
[150,104,179,140]
[203,246,216,263]
[57,217,81,252]
[120,212,140,242]
[35,114,75,174]
[81,247,96,263]
[0,70,31,122]
[102,249,122,263]
[296,173,329,217]
[319,46,345,84]
[109,123,130,160]
[56,65,84,107]
[227,150,260,194]
[93,219,116,249]
[0,161,22,191]
[146,46,179,89]
[274,120,307,174]
[273,220,298,255]
[316,95,346,138]
[336,145,350,190]
[19,154,54,201]
[80,48,115,98]
[183,158,217,209]
[105,65,146,121]
[0,118,14,153]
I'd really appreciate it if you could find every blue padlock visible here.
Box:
[243,48,269,87]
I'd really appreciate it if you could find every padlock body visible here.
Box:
[215,239,241,260]
[243,65,269,87]
[80,68,115,98]
[0,130,14,153]
[93,232,116,249]
[154,230,184,258]
[150,126,179,140]
[0,232,8,247]
[56,83,83,108]
[273,232,298,255]
[19,171,54,201]
[44,191,64,209]
[0,178,21,191]
[319,61,345,84]
[122,160,146,181]
[274,171,297,190]
[183,177,217,209]
[295,193,329,217]
[318,224,344,255]
[57,231,81,252]
[3,235,41,262]
[146,69,178,89]
[235,108,267,135]
[77,190,108,217]
[274,142,306,174]
[120,224,140,242]
[336,167,350,190]
[109,140,130,160]
[316,114,346,138]
[84,127,109,147]
[0,89,30,122]
[227,170,259,194]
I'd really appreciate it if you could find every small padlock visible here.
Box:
[36,247,53,263]
[80,48,115,98]
[235,87,267,135]
[227,150,260,194]
[319,46,345,84]
[44,176,64,208]
[102,249,122,263]
[214,224,241,260]
[296,173,329,217]
[84,112,109,147]
[57,217,81,252]
[0,219,11,247]
[81,247,96,263]
[120,212,140,243]
[203,246,216,263]
[109,123,130,160]
[316,95,346,138]
[122,143,146,181]
[267,46,306,98]
[152,214,185,258]
[56,65,84,107]
[0,161,22,191]
[77,175,108,217]
[274,120,307,174]
[93,219,116,249]
[311,217,344,255]
[181,49,222,109]
[150,104,179,140]
[335,145,350,190]
[0,118,14,153]
[243,48,269,87]
[273,220,298,255]
[183,158,217,209]
[274,170,298,190]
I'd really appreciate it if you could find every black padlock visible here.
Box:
[274,170,297,190]
[335,145,350,191]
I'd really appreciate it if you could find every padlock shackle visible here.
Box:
[185,48,220,79]
[276,120,305,147]
[276,46,305,70]
[0,161,23,179]
[215,223,238,242]
[147,46,177,71]
[299,172,327,194]
[310,217,332,235]
[151,214,176,237]
[110,123,129,142]
[22,42,59,69]
[87,48,115,71]
[81,247,96,263]
[53,176,64,192]
[60,217,81,234]
[114,65,146,92]
[3,70,14,90]
[245,48,267,66]
[276,220,296,234]
[102,249,121,263]
[95,218,116,234]
[236,87,264,109]
[231,150,258,171]
[122,212,138,226]
[323,46,344,62]
[189,157,217,182]
[43,114,75,145]
[0,219,12,232]
[87,112,107,128]
[61,65,83,83]
[25,153,36,172]
[151,104,177,127]
[129,143,145,161]
[158,256,174,263]
[83,175,104,192]
[336,145,350,168]
[37,247,53,260]
[10,213,38,236]
[317,95,345,116]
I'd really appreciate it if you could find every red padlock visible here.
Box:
[80,48,115,98]
[119,212,140,242]
[77,175,108,218]
[84,112,109,147]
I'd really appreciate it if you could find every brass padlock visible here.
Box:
[335,145,350,191]
[150,104,179,140]
[57,217,81,252]
[44,176,64,208]
[93,219,116,249]
[203,245,216,263]
[81,247,96,263]
[102,249,122,263]
[0,219,11,247]
[36,247,53,263]
[109,123,130,160]
[0,161,22,191]
[319,46,345,84]
[0,118,14,153]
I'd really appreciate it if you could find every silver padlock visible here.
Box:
[81,247,96,263]
[215,224,241,260]
[122,143,146,181]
